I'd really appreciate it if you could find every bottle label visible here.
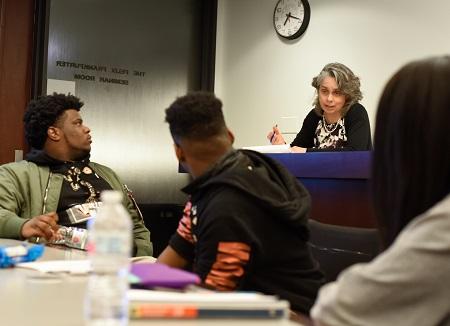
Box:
[68,228,89,250]
[89,232,130,256]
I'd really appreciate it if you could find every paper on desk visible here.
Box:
[242,144,291,153]
[16,259,91,274]
[130,256,157,264]
[16,256,157,274]
[129,289,279,303]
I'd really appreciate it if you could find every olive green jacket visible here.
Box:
[0,160,152,257]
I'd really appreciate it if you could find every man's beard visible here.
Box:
[72,148,91,161]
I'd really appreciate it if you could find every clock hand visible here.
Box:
[290,14,301,20]
[284,13,290,25]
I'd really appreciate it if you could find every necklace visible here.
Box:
[63,165,99,202]
[322,116,340,134]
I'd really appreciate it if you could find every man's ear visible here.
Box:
[47,126,61,141]
[174,143,186,163]
[227,129,235,145]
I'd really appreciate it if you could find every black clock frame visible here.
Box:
[273,0,311,40]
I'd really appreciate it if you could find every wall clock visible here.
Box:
[273,0,311,40]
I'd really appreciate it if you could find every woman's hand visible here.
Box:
[267,125,286,145]
[290,146,307,153]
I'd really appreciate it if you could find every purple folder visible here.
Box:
[130,263,201,289]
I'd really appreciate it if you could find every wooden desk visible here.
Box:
[0,239,308,326]
[267,151,377,228]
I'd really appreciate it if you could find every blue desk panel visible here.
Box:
[267,151,376,228]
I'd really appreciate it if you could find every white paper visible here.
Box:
[16,259,91,274]
[129,289,279,303]
[242,144,291,153]
[47,79,76,95]
[130,256,157,264]
[16,256,155,273]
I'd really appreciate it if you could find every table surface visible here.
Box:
[0,239,309,326]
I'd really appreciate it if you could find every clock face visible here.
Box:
[273,0,310,40]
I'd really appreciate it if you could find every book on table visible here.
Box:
[129,262,201,289]
[128,289,290,319]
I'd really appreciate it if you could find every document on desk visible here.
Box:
[128,289,290,319]
[16,256,157,274]
[242,144,291,153]
[16,259,91,274]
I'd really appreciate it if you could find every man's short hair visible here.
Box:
[23,93,83,149]
[165,92,226,142]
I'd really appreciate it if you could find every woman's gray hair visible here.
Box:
[311,62,363,116]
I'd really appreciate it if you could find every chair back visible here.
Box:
[138,203,184,257]
[308,219,381,282]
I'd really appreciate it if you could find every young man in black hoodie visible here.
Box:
[158,92,324,314]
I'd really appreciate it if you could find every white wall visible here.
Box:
[215,0,450,147]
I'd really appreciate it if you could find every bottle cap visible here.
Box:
[100,190,123,203]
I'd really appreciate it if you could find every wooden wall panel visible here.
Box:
[0,0,34,164]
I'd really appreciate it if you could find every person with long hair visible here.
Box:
[310,56,450,325]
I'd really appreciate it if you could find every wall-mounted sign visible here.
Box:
[55,60,146,86]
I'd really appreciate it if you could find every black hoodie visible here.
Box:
[169,149,324,314]
[26,149,112,226]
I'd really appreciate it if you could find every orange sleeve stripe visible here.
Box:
[176,201,194,243]
[208,266,245,278]
[216,251,250,262]
[218,242,250,252]
[204,242,251,291]
[205,276,237,290]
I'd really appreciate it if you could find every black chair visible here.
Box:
[307,219,381,283]
[138,203,184,257]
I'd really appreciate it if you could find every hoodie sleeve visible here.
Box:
[168,201,196,262]
[190,191,258,291]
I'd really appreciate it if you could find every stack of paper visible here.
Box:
[128,289,290,319]
[242,144,291,153]
[16,259,91,274]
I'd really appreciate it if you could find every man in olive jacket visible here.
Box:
[0,93,152,256]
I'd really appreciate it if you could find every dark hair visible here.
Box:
[373,56,450,248]
[311,62,363,116]
[23,93,83,149]
[165,92,227,141]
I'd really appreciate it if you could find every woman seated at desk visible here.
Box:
[267,62,372,153]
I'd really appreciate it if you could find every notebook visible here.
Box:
[128,289,290,319]
[130,262,200,289]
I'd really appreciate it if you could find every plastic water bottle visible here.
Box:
[85,190,132,326]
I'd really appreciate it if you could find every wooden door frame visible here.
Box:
[0,0,49,164]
